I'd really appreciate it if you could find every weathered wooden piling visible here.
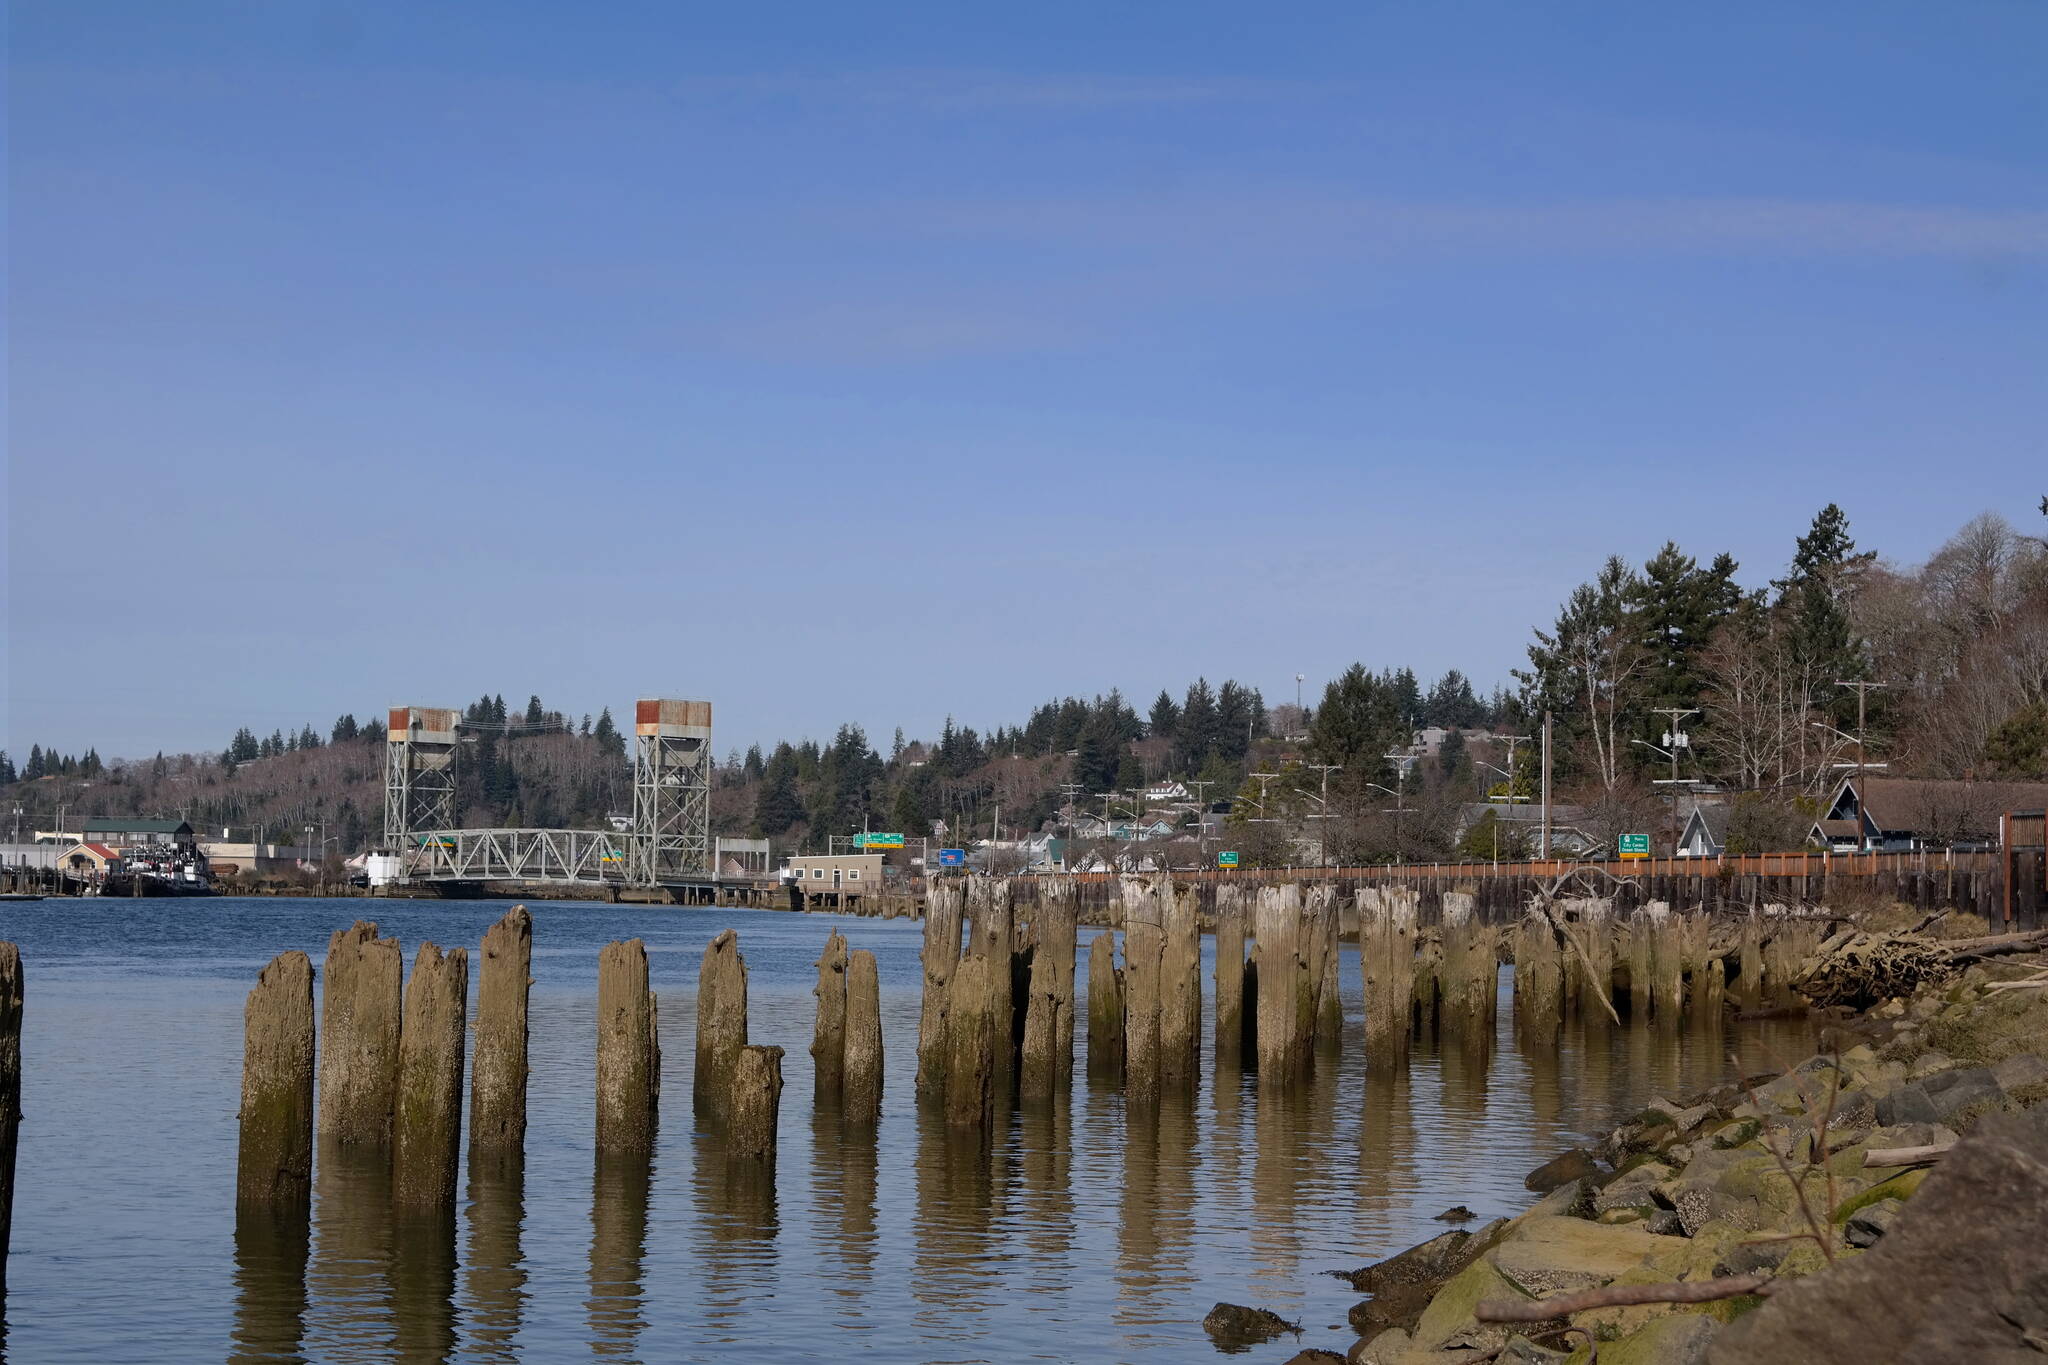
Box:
[238,951,316,1208]
[694,929,747,1116]
[944,953,998,1129]
[597,939,660,1153]
[316,921,403,1146]
[1735,914,1764,1009]
[1627,908,1655,1022]
[1360,887,1417,1060]
[727,1045,784,1161]
[966,878,1017,1082]
[1512,908,1565,1033]
[393,943,469,1211]
[844,949,884,1124]
[1648,902,1683,1025]
[1566,897,1616,1022]
[1020,877,1078,1099]
[916,882,966,1099]
[1215,885,1248,1068]
[0,942,18,1294]
[1685,915,1723,1020]
[470,907,533,1160]
[1304,885,1341,1049]
[1439,891,1495,1045]
[1253,884,1305,1083]
[1087,932,1126,1079]
[1161,881,1202,1086]
[1120,875,1167,1104]
[811,931,848,1102]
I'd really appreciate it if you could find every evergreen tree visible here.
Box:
[593,707,623,757]
[0,751,14,784]
[1389,667,1422,727]
[754,743,805,836]
[331,714,360,744]
[26,745,44,780]
[1774,504,1875,728]
[1174,679,1220,774]
[1638,542,1741,745]
[525,695,544,725]
[152,751,168,780]
[1148,689,1180,742]
[743,744,765,781]
[890,727,906,764]
[492,694,508,725]
[1308,664,1409,797]
[1216,680,1259,762]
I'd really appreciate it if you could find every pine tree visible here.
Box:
[1148,689,1180,742]
[525,695,544,725]
[593,707,623,757]
[0,751,14,784]
[26,745,44,780]
[1175,679,1220,774]
[1307,664,1408,795]
[743,744,765,781]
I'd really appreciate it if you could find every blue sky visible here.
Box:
[7,1,2044,761]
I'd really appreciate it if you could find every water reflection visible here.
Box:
[691,1130,779,1342]
[910,1106,998,1338]
[230,1205,309,1364]
[462,1157,525,1361]
[811,1103,880,1319]
[588,1150,652,1359]
[389,1205,458,1364]
[307,1142,395,1357]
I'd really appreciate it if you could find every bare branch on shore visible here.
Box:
[1474,1272,1774,1322]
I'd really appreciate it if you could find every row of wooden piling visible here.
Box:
[224,889,1828,1215]
[238,909,863,1216]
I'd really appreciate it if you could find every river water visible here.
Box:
[0,896,1818,1363]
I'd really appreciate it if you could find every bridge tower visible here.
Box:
[631,699,712,885]
[384,706,460,850]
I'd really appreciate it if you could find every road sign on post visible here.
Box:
[1218,851,1240,868]
[1618,833,1650,860]
[855,832,905,849]
[936,848,965,867]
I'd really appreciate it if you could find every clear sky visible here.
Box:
[6,1,2044,762]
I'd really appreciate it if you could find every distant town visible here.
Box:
[5,504,2046,896]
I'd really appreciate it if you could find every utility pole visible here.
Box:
[1186,779,1216,864]
[1649,708,1699,854]
[1836,681,1887,777]
[1539,711,1552,861]
[1303,764,1342,867]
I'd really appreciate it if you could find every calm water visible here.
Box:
[0,897,1817,1364]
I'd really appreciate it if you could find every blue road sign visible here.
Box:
[937,848,966,867]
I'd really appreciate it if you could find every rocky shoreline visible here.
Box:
[1312,949,2048,1363]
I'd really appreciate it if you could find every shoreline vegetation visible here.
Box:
[7,505,2048,877]
[1290,918,2048,1363]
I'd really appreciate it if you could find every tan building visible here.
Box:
[785,853,884,897]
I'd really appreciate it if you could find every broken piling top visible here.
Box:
[238,950,316,1208]
[727,1045,785,1160]
[916,881,967,1099]
[943,953,999,1129]
[1214,883,1249,1056]
[597,938,661,1154]
[694,929,748,1116]
[844,949,884,1124]
[1360,885,1418,1060]
[1020,879,1079,1100]
[812,931,850,1100]
[1120,874,1169,1104]
[393,941,470,1212]
[1087,931,1126,1078]
[1253,883,1306,1082]
[0,941,18,1292]
[317,920,403,1146]
[471,906,534,1159]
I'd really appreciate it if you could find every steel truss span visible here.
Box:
[410,827,634,884]
[386,698,713,888]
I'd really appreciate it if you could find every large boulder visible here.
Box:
[1707,1110,2048,1362]
[1875,1066,2000,1126]
[1201,1302,1299,1351]
[1525,1148,1602,1193]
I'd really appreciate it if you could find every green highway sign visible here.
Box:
[855,832,905,849]
[1218,851,1240,868]
[1618,833,1650,859]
